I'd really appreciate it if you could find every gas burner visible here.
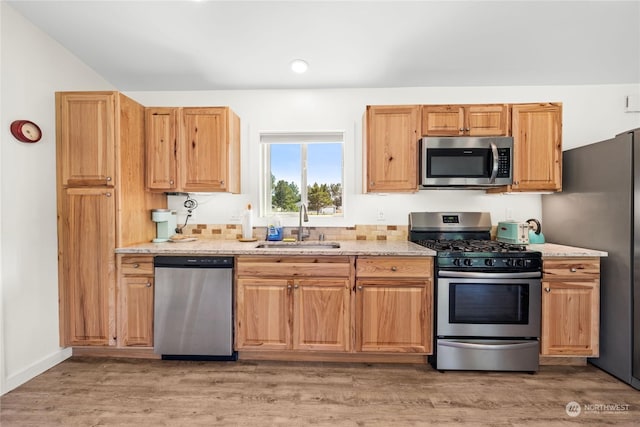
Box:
[416,239,530,254]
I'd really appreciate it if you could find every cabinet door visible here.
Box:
[541,280,599,356]
[119,277,154,347]
[511,103,562,191]
[421,105,465,136]
[356,279,432,353]
[466,105,510,136]
[145,107,178,191]
[180,107,229,192]
[59,187,116,346]
[365,105,419,192]
[236,278,291,350]
[57,92,116,187]
[292,279,351,352]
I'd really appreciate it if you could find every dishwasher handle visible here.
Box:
[154,256,234,268]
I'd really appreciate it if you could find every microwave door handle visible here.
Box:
[489,141,499,183]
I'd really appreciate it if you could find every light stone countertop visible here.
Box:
[116,240,607,258]
[528,243,608,257]
[115,239,437,257]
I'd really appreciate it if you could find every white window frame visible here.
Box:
[260,131,345,218]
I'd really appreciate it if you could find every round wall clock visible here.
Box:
[10,120,42,143]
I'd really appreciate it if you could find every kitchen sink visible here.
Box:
[255,241,341,249]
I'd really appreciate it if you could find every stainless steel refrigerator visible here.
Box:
[542,128,640,390]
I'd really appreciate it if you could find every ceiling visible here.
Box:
[7,0,640,91]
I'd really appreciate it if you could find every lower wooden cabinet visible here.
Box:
[117,255,154,347]
[355,280,432,353]
[541,257,600,357]
[355,257,433,354]
[235,256,352,352]
[236,255,434,356]
[58,187,116,346]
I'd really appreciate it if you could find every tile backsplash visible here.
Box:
[182,224,409,241]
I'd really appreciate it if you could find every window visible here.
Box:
[261,131,344,217]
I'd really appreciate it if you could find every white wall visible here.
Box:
[1,1,639,395]
[0,2,115,394]
[129,85,640,229]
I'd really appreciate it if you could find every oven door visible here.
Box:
[420,137,513,187]
[437,271,541,338]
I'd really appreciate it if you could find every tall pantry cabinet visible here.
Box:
[56,91,165,346]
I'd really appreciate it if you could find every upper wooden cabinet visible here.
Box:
[145,106,241,193]
[363,105,420,192]
[421,104,510,136]
[57,92,116,187]
[508,103,562,192]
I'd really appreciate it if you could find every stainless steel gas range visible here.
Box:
[409,212,542,372]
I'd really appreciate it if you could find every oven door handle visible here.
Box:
[439,340,539,351]
[489,141,499,184]
[438,270,542,279]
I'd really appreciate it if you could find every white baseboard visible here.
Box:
[2,347,72,395]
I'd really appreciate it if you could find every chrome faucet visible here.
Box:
[298,203,309,241]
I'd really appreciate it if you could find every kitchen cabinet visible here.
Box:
[236,256,352,352]
[421,104,510,136]
[117,255,154,347]
[541,257,600,356]
[56,91,165,347]
[355,257,433,353]
[59,187,116,345]
[145,106,241,193]
[57,92,116,187]
[363,105,420,192]
[507,103,562,192]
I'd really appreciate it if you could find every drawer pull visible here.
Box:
[391,266,398,272]
[570,267,577,273]
[132,264,140,269]
[545,287,551,293]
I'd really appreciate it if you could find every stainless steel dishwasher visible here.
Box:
[154,256,236,360]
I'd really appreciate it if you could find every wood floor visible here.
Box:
[1,357,639,426]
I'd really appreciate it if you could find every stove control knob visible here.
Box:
[505,259,514,267]
[516,259,525,267]
[453,258,462,267]
[463,259,473,267]
[484,259,496,267]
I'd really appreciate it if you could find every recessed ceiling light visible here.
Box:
[290,59,309,74]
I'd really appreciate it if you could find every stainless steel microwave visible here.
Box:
[420,136,513,188]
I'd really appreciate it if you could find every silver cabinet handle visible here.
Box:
[146,282,152,288]
[357,285,363,290]
[106,176,112,182]
[220,180,225,185]
[391,266,398,272]
[545,287,551,293]
[105,192,112,197]
[570,267,577,272]
[169,180,174,185]
[489,141,499,184]
[132,263,139,268]
[294,284,299,289]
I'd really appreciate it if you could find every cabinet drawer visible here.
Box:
[236,256,351,278]
[121,256,154,276]
[542,257,600,280]
[356,257,433,278]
